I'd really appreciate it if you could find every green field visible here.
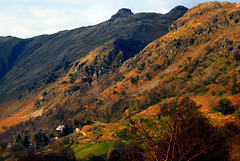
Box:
[71,142,113,160]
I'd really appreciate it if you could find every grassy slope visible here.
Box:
[71,143,113,160]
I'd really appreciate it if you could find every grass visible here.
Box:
[71,142,113,160]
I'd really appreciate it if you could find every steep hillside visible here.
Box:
[2,1,239,133]
[101,1,240,106]
[0,6,187,103]
[0,6,188,130]
[67,1,240,124]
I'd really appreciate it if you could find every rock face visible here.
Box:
[170,2,240,32]
[68,38,147,88]
[110,8,134,20]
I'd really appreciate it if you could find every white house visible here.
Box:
[56,125,64,131]
[75,128,80,133]
[7,143,12,149]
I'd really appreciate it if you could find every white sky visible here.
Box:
[0,0,238,38]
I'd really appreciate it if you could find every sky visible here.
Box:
[0,0,238,38]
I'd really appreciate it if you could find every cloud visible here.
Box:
[0,0,238,38]
[0,0,120,38]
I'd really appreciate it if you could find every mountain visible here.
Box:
[0,6,188,103]
[33,1,240,129]
[0,2,240,160]
[0,6,188,129]
[96,1,240,117]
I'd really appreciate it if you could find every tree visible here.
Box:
[128,98,229,161]
[62,125,73,136]
[73,119,78,127]
[22,136,30,147]
[42,134,49,146]
[50,133,54,139]
[34,132,49,148]
[214,98,235,115]
[34,132,42,149]
[16,134,22,143]
[156,107,228,161]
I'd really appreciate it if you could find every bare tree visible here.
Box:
[127,98,228,161]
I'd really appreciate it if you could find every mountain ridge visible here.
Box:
[0,7,188,103]
[0,6,188,130]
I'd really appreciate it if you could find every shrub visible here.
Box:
[131,77,138,84]
[233,52,240,61]
[213,98,235,115]
[44,73,58,84]
[116,128,129,140]
[81,77,92,83]
[138,62,146,71]
[145,73,152,81]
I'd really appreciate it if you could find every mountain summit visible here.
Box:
[110,8,134,20]
[164,5,188,19]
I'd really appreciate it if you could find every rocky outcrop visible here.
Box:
[169,2,239,32]
[110,8,134,20]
